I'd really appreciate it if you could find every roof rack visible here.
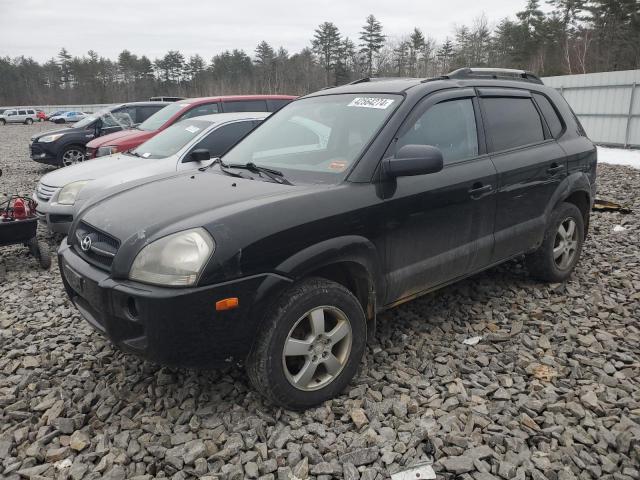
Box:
[439,68,544,85]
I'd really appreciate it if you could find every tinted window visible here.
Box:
[179,102,219,120]
[533,93,563,138]
[18,110,26,115]
[194,121,257,157]
[397,98,478,163]
[137,105,164,122]
[27,110,35,114]
[267,99,292,112]
[223,100,268,113]
[482,97,544,151]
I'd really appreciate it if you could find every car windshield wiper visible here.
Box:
[199,157,246,178]
[226,162,293,185]
[127,150,143,158]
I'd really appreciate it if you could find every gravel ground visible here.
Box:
[1,123,639,480]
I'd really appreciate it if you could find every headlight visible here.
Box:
[38,133,65,143]
[57,180,89,205]
[96,146,118,157]
[129,228,214,287]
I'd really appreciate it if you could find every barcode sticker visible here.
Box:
[348,97,395,109]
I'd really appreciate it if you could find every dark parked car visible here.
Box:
[58,68,597,409]
[29,102,170,167]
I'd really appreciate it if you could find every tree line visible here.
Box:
[0,0,638,106]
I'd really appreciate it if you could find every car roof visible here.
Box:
[176,111,271,125]
[114,101,172,108]
[181,95,297,106]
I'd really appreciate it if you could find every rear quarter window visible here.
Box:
[533,93,564,138]
[482,97,545,152]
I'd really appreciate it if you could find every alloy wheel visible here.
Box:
[62,149,85,167]
[553,217,578,270]
[282,306,352,391]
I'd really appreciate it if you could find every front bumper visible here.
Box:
[58,242,291,367]
[34,192,74,234]
[30,142,59,166]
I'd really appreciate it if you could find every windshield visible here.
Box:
[221,94,401,184]
[138,102,187,131]
[131,119,211,159]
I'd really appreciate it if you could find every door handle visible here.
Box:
[547,163,564,175]
[469,183,493,198]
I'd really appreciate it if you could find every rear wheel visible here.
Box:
[247,278,366,410]
[526,202,584,282]
[25,118,33,125]
[59,146,85,167]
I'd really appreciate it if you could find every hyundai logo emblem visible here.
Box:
[80,235,92,252]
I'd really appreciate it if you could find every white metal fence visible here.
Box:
[0,104,116,115]
[543,69,640,148]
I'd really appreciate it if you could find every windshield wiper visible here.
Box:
[226,162,293,185]
[200,157,246,178]
[127,150,143,158]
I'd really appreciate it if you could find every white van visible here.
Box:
[0,108,39,125]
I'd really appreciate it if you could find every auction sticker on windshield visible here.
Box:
[348,97,394,109]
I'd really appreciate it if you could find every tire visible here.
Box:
[25,118,33,125]
[38,242,51,269]
[247,277,367,410]
[59,145,85,167]
[0,119,5,125]
[526,202,584,282]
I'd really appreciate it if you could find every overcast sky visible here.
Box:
[0,0,535,62]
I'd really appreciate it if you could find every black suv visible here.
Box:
[58,68,596,409]
[30,102,169,167]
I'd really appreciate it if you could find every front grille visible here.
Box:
[74,221,120,270]
[36,182,57,202]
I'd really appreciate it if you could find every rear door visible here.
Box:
[479,88,568,262]
[382,89,497,304]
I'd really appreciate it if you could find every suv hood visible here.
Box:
[32,126,84,141]
[78,171,311,243]
[40,153,153,188]
[87,129,153,148]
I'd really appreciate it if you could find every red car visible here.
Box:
[36,110,46,122]
[86,95,296,158]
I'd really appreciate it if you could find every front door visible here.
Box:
[478,88,568,262]
[382,89,497,305]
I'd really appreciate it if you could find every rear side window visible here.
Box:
[27,110,35,114]
[397,98,479,164]
[223,100,268,113]
[18,110,26,115]
[194,121,256,157]
[482,97,544,151]
[180,102,219,120]
[533,93,563,138]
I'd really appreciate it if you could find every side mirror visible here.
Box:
[383,144,444,178]
[185,148,210,163]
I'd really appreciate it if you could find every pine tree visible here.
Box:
[312,22,342,85]
[359,14,385,76]
[437,38,454,73]
[408,28,425,75]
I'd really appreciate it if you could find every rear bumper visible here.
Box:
[58,242,291,367]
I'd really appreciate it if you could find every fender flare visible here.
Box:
[545,172,593,220]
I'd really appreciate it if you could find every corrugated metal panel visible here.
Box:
[542,70,640,148]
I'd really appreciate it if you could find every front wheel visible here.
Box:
[526,202,585,282]
[59,146,85,167]
[0,119,5,125]
[247,278,367,410]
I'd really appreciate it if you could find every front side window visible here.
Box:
[223,100,268,113]
[193,121,257,158]
[138,102,189,131]
[132,119,212,159]
[179,102,219,120]
[222,93,401,184]
[396,98,478,164]
[482,97,545,152]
